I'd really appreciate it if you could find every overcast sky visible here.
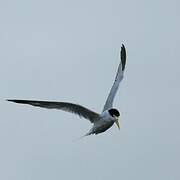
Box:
[0,0,180,179]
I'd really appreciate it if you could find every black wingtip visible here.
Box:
[7,99,16,102]
[6,99,24,104]
[121,44,126,71]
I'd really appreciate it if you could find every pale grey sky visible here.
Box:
[0,0,180,179]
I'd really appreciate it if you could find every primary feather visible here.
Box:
[103,44,126,111]
[7,100,100,123]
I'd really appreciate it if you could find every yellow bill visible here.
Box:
[115,118,120,130]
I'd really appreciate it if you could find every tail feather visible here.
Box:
[72,131,92,142]
[79,131,92,139]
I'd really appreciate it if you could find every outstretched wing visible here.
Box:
[103,44,126,111]
[7,99,100,123]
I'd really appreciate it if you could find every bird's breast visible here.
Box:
[93,120,114,134]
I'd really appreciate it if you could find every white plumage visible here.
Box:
[7,44,126,136]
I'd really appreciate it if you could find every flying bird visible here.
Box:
[7,44,126,136]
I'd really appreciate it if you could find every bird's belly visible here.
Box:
[93,121,114,135]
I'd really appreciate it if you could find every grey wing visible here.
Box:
[103,44,126,112]
[7,99,100,123]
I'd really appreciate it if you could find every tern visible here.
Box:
[7,44,126,136]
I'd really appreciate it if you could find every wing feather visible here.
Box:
[7,99,100,123]
[103,44,126,111]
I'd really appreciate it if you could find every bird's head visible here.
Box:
[108,108,120,130]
